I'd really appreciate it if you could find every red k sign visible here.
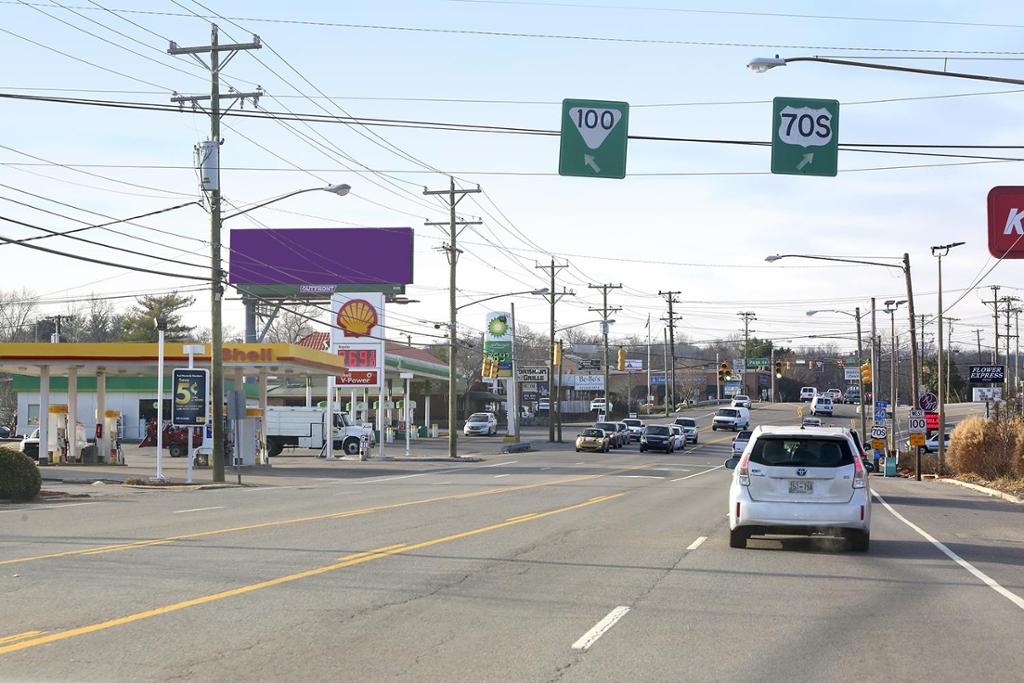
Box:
[988,186,1024,258]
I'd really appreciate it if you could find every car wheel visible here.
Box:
[729,527,749,549]
[640,446,646,452]
[847,529,870,553]
[576,448,580,452]
[712,426,717,431]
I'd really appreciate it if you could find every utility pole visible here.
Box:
[424,178,481,459]
[738,312,757,396]
[659,290,682,409]
[946,317,959,404]
[999,296,1020,400]
[589,283,622,416]
[974,328,983,361]
[983,286,1002,365]
[169,25,262,483]
[855,306,867,447]
[663,328,670,416]
[904,253,921,407]
[870,298,878,409]
[1016,309,1022,403]
[536,260,572,442]
[918,314,927,374]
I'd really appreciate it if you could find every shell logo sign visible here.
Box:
[336,298,379,337]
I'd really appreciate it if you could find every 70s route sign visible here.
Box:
[771,96,840,177]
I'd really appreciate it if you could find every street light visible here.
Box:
[205,183,350,483]
[931,241,966,478]
[748,55,1024,87]
[767,252,920,415]
[455,288,548,311]
[882,300,906,458]
[808,308,867,442]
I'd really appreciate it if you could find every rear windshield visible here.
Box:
[645,426,670,435]
[717,409,738,417]
[596,422,617,431]
[468,414,490,422]
[623,419,642,427]
[582,429,603,437]
[817,398,832,404]
[801,388,815,393]
[748,436,855,468]
[675,418,696,427]
[735,396,749,400]
[736,431,752,440]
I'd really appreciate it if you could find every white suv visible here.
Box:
[731,394,752,409]
[463,412,497,436]
[726,426,871,551]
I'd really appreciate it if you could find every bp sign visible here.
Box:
[559,99,629,179]
[771,97,839,177]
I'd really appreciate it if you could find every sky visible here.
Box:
[1,0,1023,359]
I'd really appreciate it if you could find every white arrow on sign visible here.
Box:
[796,153,813,170]
[584,154,601,173]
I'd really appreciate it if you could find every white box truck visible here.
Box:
[265,406,374,457]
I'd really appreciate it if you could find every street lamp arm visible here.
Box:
[779,56,1024,87]
[767,253,904,271]
[221,184,350,221]
[455,288,548,311]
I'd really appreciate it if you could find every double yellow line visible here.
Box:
[0,462,656,568]
[0,493,625,656]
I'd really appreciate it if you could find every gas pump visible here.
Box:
[102,410,123,464]
[238,407,264,466]
[47,404,69,464]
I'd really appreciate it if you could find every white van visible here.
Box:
[712,407,750,431]
[810,395,834,417]
[799,387,817,402]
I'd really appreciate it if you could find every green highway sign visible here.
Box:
[747,357,770,370]
[770,97,839,177]
[559,98,629,179]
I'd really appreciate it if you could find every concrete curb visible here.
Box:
[938,478,1024,505]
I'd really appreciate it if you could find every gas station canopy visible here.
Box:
[0,342,348,377]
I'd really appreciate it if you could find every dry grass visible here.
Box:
[946,415,1024,480]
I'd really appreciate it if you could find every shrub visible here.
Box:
[946,415,1024,480]
[0,446,42,501]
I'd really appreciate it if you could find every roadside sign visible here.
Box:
[747,357,769,370]
[968,365,1005,384]
[973,387,1002,402]
[871,439,886,451]
[908,410,927,435]
[516,366,549,383]
[770,97,839,177]
[987,186,1024,259]
[171,368,209,427]
[844,367,859,381]
[870,425,888,441]
[918,392,938,412]
[577,359,602,372]
[909,433,926,447]
[559,99,629,179]
[925,412,940,430]
[874,409,887,422]
[874,401,889,409]
[651,375,667,385]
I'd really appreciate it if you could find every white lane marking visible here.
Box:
[493,474,510,479]
[172,506,226,515]
[571,606,631,652]
[540,467,551,471]
[353,460,517,485]
[671,465,724,482]
[433,481,451,486]
[687,536,708,551]
[480,460,518,468]
[873,491,1024,612]
[575,461,585,465]
[0,502,96,513]
[618,475,663,479]
[244,486,299,492]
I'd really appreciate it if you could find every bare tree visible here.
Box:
[0,288,38,341]
[262,305,318,343]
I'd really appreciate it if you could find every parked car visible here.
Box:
[622,418,645,441]
[590,397,611,413]
[810,396,834,417]
[824,388,843,403]
[731,394,752,409]
[575,428,610,453]
[731,430,753,457]
[844,388,861,404]
[595,421,625,448]
[725,425,871,551]
[668,424,686,450]
[639,425,674,453]
[19,428,40,460]
[463,412,498,436]
[712,407,750,431]
[673,417,698,443]
[903,429,953,454]
[0,425,11,439]
[800,387,817,402]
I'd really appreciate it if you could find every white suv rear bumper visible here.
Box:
[729,485,871,531]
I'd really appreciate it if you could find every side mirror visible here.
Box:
[576,433,582,437]
[724,457,739,470]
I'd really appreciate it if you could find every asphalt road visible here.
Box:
[2,402,1022,682]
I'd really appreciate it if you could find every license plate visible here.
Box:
[789,480,814,494]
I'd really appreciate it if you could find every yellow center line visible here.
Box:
[0,631,46,645]
[0,492,626,657]
[0,462,655,567]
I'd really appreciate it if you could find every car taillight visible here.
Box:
[852,454,866,489]
[737,449,752,486]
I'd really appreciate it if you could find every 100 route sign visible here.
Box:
[771,97,839,177]
[559,99,629,179]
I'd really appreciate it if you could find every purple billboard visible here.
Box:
[228,227,414,286]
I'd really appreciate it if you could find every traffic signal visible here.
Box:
[489,357,499,379]
[482,356,492,377]
[552,341,562,366]
[617,347,626,371]
[718,362,728,382]
[774,360,783,378]
[860,362,871,385]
